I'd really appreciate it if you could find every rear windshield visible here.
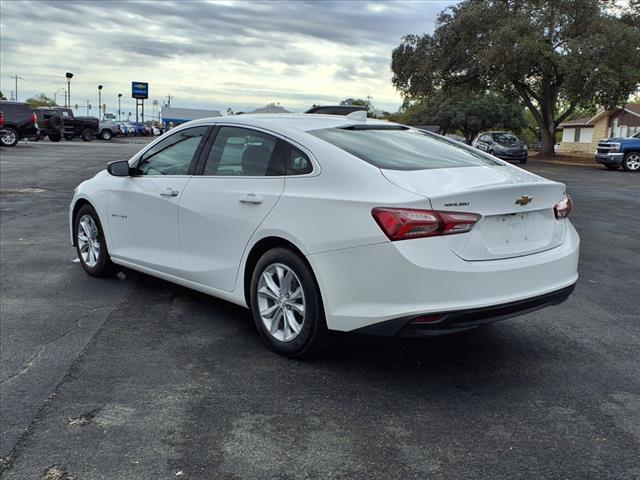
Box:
[310,127,500,170]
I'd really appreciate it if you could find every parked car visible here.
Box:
[472,131,528,164]
[0,101,38,147]
[69,114,579,356]
[33,107,64,142]
[96,121,120,141]
[305,105,368,116]
[595,132,640,172]
[116,122,130,136]
[54,108,99,141]
[152,126,163,136]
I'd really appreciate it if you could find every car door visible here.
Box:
[107,125,210,275]
[178,125,286,291]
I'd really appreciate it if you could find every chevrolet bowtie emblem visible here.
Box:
[515,195,533,206]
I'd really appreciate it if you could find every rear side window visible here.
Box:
[287,145,313,175]
[203,126,284,176]
[310,128,500,170]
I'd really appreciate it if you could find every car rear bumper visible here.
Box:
[595,153,623,165]
[356,283,575,336]
[309,221,579,333]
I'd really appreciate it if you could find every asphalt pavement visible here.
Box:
[1,139,638,479]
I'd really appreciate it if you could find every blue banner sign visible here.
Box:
[131,82,148,99]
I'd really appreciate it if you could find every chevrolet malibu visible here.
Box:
[70,114,579,356]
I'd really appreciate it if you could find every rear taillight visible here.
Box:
[0,112,4,127]
[372,207,481,241]
[554,194,573,219]
[31,113,37,125]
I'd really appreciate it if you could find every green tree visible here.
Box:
[340,98,369,107]
[25,93,57,108]
[391,0,640,156]
[399,91,525,142]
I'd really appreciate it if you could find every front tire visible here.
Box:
[622,152,640,172]
[0,127,19,147]
[250,248,328,357]
[74,204,113,277]
[101,129,113,141]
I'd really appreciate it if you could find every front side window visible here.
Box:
[203,126,283,176]
[311,127,500,171]
[136,126,208,176]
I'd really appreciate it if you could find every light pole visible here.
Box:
[98,85,103,120]
[118,93,122,121]
[65,72,74,108]
[53,87,65,106]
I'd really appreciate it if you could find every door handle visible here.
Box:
[160,187,179,197]
[239,193,263,205]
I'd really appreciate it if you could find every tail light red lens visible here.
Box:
[372,207,481,241]
[31,113,37,125]
[554,194,573,219]
[0,112,4,127]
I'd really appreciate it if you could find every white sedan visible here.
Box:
[69,114,579,356]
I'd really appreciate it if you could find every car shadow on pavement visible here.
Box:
[113,265,543,395]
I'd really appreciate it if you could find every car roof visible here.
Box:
[184,113,392,133]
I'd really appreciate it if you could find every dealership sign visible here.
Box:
[131,82,149,99]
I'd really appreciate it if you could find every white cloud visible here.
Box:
[0,0,452,115]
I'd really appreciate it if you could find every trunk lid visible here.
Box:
[381,165,567,261]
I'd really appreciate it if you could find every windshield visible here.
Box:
[634,132,640,139]
[310,127,501,170]
[492,133,520,145]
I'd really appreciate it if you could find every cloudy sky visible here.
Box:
[0,0,453,117]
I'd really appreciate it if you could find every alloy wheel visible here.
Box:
[77,214,100,267]
[257,263,306,342]
[625,154,640,171]
[1,129,17,146]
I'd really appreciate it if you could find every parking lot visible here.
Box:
[1,140,639,479]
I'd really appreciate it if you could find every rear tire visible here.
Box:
[622,152,640,172]
[0,127,19,147]
[81,128,93,142]
[49,133,62,142]
[250,247,328,357]
[74,204,114,277]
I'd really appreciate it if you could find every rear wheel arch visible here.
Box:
[243,236,316,309]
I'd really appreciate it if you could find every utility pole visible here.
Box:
[12,75,22,102]
[98,85,103,120]
[118,93,122,121]
[165,94,172,107]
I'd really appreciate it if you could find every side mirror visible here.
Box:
[107,160,132,177]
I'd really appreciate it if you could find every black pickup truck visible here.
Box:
[54,108,99,141]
